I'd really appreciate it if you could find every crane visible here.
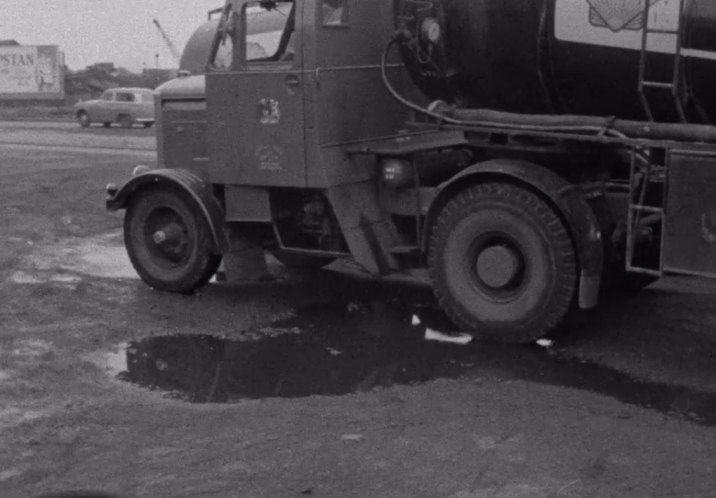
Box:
[153,19,181,65]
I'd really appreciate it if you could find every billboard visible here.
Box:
[0,45,64,100]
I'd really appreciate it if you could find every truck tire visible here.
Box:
[77,111,90,128]
[271,250,335,270]
[124,188,221,293]
[428,182,577,344]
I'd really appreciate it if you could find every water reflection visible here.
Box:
[113,301,716,426]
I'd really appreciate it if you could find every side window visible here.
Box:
[100,91,112,101]
[322,0,347,26]
[213,35,233,69]
[243,1,295,63]
[116,92,135,103]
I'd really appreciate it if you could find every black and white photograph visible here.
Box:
[1,1,716,497]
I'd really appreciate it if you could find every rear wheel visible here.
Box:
[77,111,90,128]
[118,114,133,128]
[428,182,577,344]
[124,188,221,292]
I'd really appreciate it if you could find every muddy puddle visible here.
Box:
[106,301,716,426]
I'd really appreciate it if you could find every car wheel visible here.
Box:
[118,114,134,128]
[143,122,154,128]
[77,111,90,128]
[428,182,577,344]
[124,188,222,293]
[103,122,112,128]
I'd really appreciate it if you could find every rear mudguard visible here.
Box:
[106,168,227,252]
[426,159,603,309]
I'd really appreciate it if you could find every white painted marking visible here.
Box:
[425,328,473,346]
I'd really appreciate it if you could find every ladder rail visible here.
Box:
[625,146,667,277]
[637,0,687,123]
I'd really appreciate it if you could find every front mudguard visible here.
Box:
[427,159,604,309]
[106,168,227,252]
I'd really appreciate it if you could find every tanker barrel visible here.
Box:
[395,0,716,126]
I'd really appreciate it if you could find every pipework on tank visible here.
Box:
[383,32,716,144]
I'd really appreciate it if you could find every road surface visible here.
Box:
[1,122,715,498]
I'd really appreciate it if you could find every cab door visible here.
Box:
[206,0,306,187]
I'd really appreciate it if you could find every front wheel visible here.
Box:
[77,111,90,128]
[428,182,577,344]
[124,188,221,292]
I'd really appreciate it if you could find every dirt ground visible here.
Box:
[1,122,716,498]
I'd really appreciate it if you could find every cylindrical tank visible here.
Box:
[179,19,220,75]
[394,0,716,124]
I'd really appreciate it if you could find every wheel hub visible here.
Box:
[151,222,187,260]
[475,245,521,289]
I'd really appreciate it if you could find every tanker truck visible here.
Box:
[106,0,716,344]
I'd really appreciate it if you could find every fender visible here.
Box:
[426,159,603,309]
[106,168,227,252]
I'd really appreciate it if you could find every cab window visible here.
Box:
[213,35,233,70]
[243,1,295,62]
[322,0,347,26]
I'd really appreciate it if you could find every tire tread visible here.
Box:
[428,182,577,343]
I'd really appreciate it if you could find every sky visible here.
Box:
[1,0,221,71]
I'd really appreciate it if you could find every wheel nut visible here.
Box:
[153,230,167,244]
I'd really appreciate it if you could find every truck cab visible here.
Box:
[154,0,428,273]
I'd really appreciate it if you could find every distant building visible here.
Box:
[0,40,20,46]
[86,62,115,74]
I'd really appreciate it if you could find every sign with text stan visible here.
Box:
[0,45,64,99]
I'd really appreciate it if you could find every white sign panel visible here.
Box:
[0,45,62,95]
[555,0,716,61]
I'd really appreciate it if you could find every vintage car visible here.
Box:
[74,87,155,128]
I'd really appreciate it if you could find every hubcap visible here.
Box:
[146,212,189,264]
[153,222,184,246]
[475,244,522,289]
